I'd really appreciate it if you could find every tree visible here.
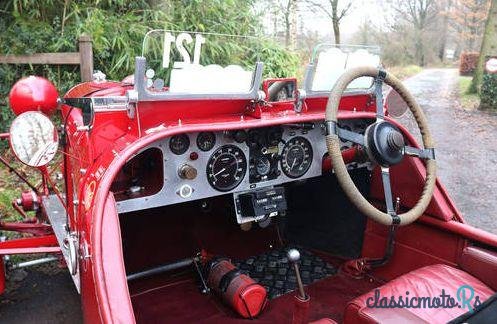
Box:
[391,0,438,66]
[307,0,353,44]
[263,0,299,48]
[351,18,377,46]
[284,0,298,48]
[471,0,497,93]
[438,0,453,62]
[0,0,301,130]
[450,0,489,52]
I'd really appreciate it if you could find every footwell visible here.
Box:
[233,247,337,299]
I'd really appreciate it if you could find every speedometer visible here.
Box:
[207,145,247,191]
[281,137,313,178]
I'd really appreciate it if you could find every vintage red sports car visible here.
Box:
[1,31,496,323]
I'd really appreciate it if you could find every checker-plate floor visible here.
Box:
[234,247,337,299]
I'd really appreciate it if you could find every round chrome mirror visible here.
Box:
[385,88,409,118]
[9,111,59,168]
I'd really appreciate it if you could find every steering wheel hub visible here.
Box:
[365,122,405,167]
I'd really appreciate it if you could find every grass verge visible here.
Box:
[458,76,480,110]
[387,65,423,80]
[0,149,39,222]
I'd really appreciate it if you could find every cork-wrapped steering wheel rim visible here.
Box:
[325,66,437,226]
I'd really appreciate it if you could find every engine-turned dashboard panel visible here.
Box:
[114,120,369,214]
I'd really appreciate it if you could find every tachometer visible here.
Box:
[281,137,313,178]
[207,145,247,191]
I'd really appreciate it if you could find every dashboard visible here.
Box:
[113,120,370,214]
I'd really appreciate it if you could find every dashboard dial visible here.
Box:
[255,156,271,176]
[197,132,216,151]
[281,137,313,178]
[207,145,247,191]
[169,134,190,155]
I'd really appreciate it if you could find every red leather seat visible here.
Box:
[344,264,495,323]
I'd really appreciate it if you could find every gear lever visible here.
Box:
[288,249,310,324]
[287,249,308,300]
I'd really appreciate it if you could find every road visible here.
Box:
[0,68,495,323]
[0,267,82,323]
[398,68,497,233]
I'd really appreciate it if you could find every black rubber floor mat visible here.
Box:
[234,247,336,299]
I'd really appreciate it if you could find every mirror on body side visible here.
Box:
[385,88,409,118]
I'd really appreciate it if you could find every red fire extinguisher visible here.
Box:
[206,258,267,319]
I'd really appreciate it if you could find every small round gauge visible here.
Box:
[207,145,247,192]
[196,132,216,151]
[169,134,190,155]
[281,136,313,178]
[255,156,271,176]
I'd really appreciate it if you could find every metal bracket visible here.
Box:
[390,212,401,225]
[325,120,337,136]
[376,69,387,83]
[63,232,78,276]
[80,238,91,273]
[126,89,138,103]
[294,89,306,113]
[127,103,136,119]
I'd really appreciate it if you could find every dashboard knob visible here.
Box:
[179,164,198,180]
[177,184,193,198]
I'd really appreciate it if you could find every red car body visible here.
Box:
[1,38,497,323]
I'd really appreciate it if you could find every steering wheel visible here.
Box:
[325,66,436,226]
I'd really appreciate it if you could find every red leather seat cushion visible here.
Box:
[344,264,495,323]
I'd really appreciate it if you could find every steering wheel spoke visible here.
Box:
[337,127,365,146]
[374,69,387,121]
[325,121,365,146]
[403,146,435,160]
[380,167,395,215]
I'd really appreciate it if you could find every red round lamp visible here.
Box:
[8,76,59,116]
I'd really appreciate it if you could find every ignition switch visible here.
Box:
[178,164,198,180]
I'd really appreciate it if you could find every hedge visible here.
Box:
[459,52,480,76]
[480,73,497,110]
